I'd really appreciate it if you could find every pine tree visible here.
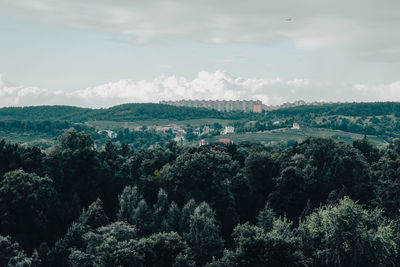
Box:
[117,185,139,224]
[153,189,169,231]
[185,202,224,266]
[257,201,276,232]
[162,202,181,232]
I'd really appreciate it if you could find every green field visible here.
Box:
[202,128,388,147]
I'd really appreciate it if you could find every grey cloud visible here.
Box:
[1,0,400,60]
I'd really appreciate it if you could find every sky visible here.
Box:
[0,0,400,107]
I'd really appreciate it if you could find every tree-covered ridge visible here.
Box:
[2,102,400,122]
[0,103,253,122]
[269,102,400,117]
[0,105,91,121]
[1,129,400,266]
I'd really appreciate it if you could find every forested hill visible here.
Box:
[2,102,400,122]
[0,105,91,121]
[0,103,249,121]
[269,102,400,117]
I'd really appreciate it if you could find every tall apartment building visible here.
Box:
[160,100,266,113]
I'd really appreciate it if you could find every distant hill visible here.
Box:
[268,102,400,117]
[1,102,400,123]
[0,105,91,121]
[0,103,251,122]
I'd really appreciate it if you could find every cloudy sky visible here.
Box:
[0,0,400,107]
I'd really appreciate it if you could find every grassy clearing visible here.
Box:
[202,128,387,147]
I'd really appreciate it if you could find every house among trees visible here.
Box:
[193,128,201,136]
[292,122,300,130]
[199,139,207,146]
[203,125,211,134]
[221,126,234,135]
[174,131,185,143]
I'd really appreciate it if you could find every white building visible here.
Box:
[292,123,300,130]
[221,126,235,135]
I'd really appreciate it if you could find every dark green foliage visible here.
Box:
[209,220,309,267]
[372,147,400,218]
[269,137,373,220]
[164,148,239,239]
[117,185,140,223]
[257,202,276,232]
[353,136,380,164]
[68,221,137,266]
[68,225,195,267]
[184,202,224,266]
[2,127,400,266]
[133,232,195,267]
[243,151,280,222]
[51,198,109,266]
[134,200,156,236]
[153,189,170,231]
[77,198,109,229]
[299,197,397,267]
[0,139,43,178]
[180,199,197,234]
[269,102,400,117]
[0,235,31,266]
[0,105,90,121]
[0,170,59,252]
[0,103,252,122]
[162,201,181,232]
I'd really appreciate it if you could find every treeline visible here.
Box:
[0,103,258,122]
[1,130,400,266]
[114,128,176,149]
[269,102,400,117]
[0,120,92,136]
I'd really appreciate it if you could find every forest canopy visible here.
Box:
[0,128,400,266]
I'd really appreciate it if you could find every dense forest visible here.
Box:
[1,128,400,266]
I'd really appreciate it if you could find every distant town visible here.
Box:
[160,99,336,113]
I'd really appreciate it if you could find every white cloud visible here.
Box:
[1,0,400,60]
[1,71,400,108]
[352,81,400,100]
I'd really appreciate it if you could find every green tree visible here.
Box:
[180,199,197,234]
[257,202,276,232]
[299,197,397,267]
[134,200,155,236]
[209,220,309,267]
[241,151,280,223]
[161,202,181,233]
[165,149,239,239]
[68,221,137,266]
[52,199,109,266]
[117,185,140,224]
[133,232,195,267]
[373,149,400,218]
[185,202,224,266]
[0,170,59,252]
[153,189,169,231]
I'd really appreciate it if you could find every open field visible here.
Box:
[202,128,388,147]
